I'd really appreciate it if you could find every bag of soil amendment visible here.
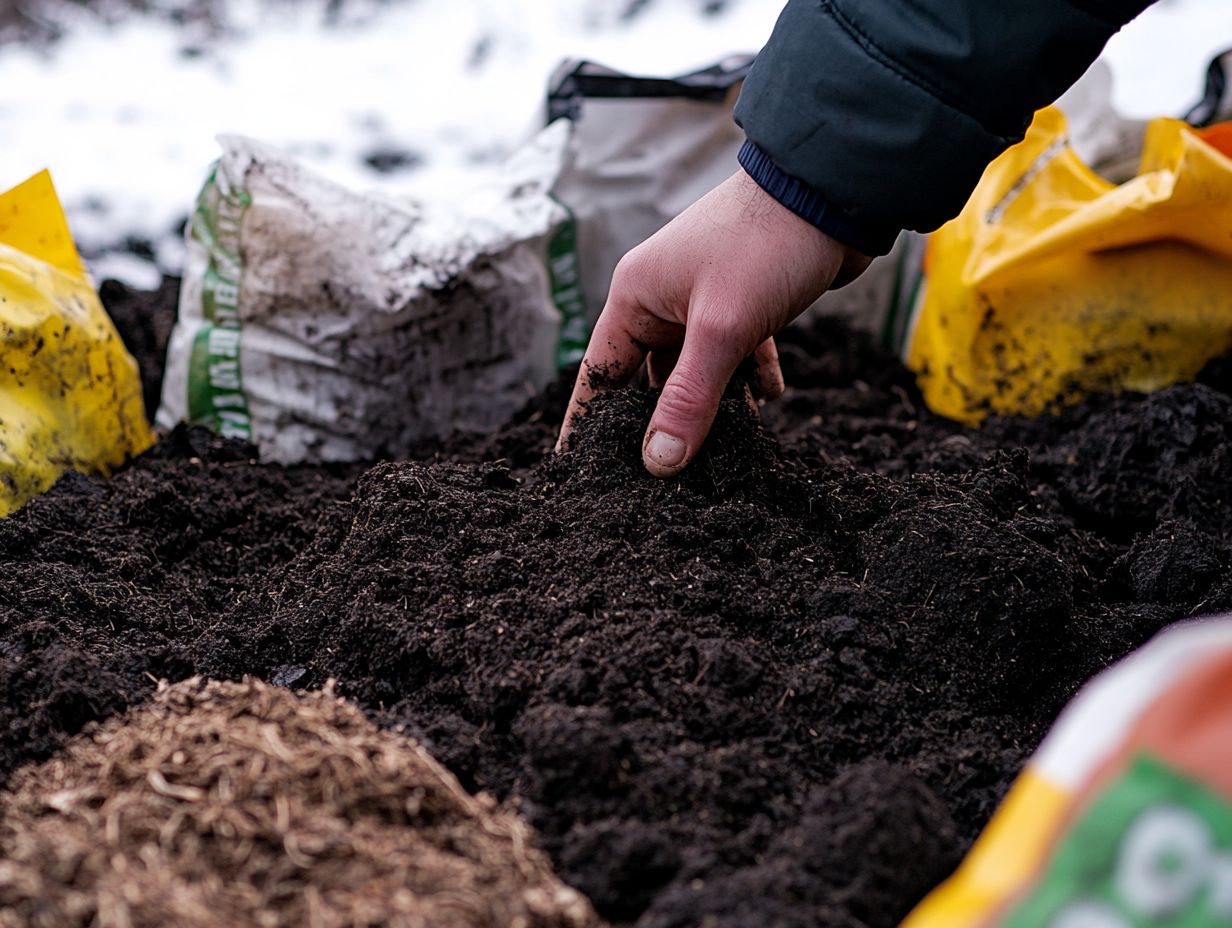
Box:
[157,122,570,463]
[904,616,1232,928]
[0,170,152,516]
[888,73,1232,425]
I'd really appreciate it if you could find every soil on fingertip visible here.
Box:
[3,283,1232,927]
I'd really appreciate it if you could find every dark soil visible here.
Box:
[4,283,1232,927]
[99,276,181,418]
[0,676,599,928]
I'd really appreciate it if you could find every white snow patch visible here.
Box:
[0,0,779,282]
[0,0,1225,286]
[1104,0,1230,117]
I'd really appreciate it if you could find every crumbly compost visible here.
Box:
[2,284,1231,927]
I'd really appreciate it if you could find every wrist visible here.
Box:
[736,139,893,257]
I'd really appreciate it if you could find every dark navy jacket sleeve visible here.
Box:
[734,0,1155,254]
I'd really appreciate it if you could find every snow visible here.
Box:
[1103,0,1231,117]
[0,0,1226,286]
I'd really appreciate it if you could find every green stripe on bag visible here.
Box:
[185,164,253,440]
[548,198,588,368]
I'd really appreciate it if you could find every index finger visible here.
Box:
[555,303,654,452]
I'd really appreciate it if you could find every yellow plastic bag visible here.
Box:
[0,171,152,516]
[903,109,1232,423]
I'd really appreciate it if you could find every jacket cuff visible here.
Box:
[737,140,896,256]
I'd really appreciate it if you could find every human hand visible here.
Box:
[556,167,871,476]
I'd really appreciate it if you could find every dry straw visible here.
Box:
[0,677,601,928]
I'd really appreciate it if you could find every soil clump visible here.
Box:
[0,676,598,928]
[3,284,1232,927]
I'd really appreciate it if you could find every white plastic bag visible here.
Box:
[158,122,570,463]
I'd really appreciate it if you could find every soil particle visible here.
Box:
[5,282,1232,926]
[0,676,599,928]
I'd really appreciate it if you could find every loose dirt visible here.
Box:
[0,676,598,928]
[99,276,181,419]
[2,283,1231,927]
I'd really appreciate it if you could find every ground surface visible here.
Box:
[4,279,1232,927]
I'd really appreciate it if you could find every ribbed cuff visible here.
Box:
[737,139,896,256]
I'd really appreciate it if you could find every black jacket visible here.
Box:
[734,0,1156,254]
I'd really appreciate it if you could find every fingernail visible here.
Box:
[645,431,687,470]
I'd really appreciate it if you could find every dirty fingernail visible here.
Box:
[645,431,686,470]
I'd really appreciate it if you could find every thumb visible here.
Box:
[642,321,743,478]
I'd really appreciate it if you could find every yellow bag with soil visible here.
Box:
[903,108,1232,423]
[0,171,151,516]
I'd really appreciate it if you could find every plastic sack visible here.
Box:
[157,123,570,463]
[893,107,1232,424]
[0,171,152,516]
[903,617,1232,928]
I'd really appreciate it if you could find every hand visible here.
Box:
[556,167,871,476]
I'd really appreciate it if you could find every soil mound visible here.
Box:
[0,676,599,928]
[0,426,361,781]
[220,386,1085,927]
[1024,384,1232,535]
[4,284,1232,926]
